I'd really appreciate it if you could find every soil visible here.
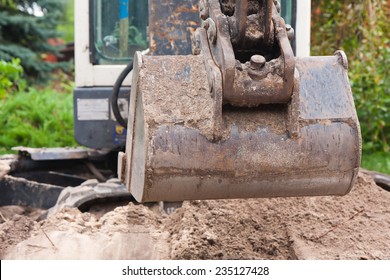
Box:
[1,171,390,260]
[140,55,216,140]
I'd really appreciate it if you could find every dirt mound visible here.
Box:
[164,172,390,260]
[1,172,390,259]
[1,203,169,260]
[165,200,292,259]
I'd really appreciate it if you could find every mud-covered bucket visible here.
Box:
[118,51,361,202]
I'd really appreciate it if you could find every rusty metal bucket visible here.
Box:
[118,51,361,202]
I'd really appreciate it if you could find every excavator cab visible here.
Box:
[73,0,149,150]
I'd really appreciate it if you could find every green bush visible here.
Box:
[0,58,26,98]
[311,0,390,153]
[0,86,77,153]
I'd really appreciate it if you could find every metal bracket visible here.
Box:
[197,0,295,107]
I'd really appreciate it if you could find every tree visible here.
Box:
[311,0,390,153]
[0,0,66,82]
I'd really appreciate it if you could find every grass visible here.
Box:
[0,85,77,155]
[362,151,390,175]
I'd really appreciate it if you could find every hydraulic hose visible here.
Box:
[111,61,133,128]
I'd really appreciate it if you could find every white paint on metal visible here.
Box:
[74,0,132,87]
[295,0,311,57]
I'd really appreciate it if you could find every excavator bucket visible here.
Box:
[118,0,361,202]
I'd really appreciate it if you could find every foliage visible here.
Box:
[57,0,74,43]
[362,152,390,175]
[0,0,67,82]
[0,58,26,98]
[0,0,15,7]
[311,0,390,153]
[0,85,77,154]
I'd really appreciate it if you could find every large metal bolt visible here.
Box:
[250,55,266,69]
[286,24,295,41]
